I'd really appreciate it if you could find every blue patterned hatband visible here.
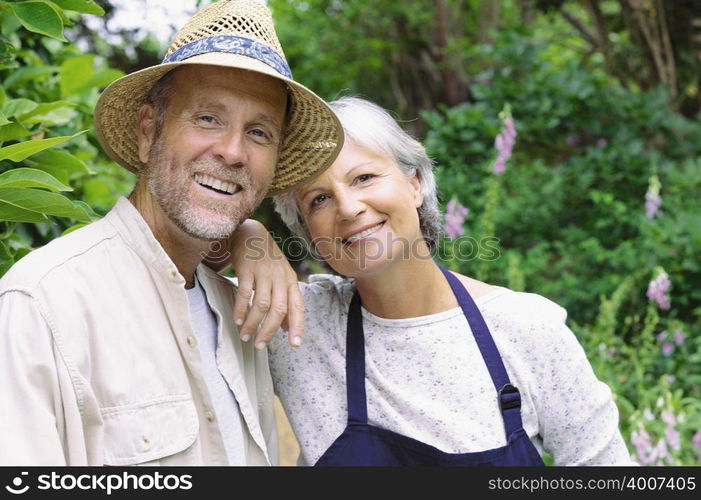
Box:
[163,35,292,79]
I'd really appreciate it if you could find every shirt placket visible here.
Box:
[159,264,229,465]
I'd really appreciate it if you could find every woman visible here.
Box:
[266,97,634,466]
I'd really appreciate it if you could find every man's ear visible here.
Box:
[137,104,157,164]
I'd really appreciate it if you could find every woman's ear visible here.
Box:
[137,104,157,164]
[409,172,423,208]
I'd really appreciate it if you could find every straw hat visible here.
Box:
[94,0,343,196]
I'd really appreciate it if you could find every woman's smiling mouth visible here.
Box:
[343,222,385,244]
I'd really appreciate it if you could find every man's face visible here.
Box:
[138,65,287,240]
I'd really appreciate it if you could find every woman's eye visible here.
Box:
[357,173,374,183]
[310,194,329,208]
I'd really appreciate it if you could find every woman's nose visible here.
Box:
[335,189,365,220]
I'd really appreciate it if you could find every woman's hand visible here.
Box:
[226,219,304,349]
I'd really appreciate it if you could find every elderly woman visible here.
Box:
[250,97,634,466]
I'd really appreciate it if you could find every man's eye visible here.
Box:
[197,115,217,125]
[249,128,271,140]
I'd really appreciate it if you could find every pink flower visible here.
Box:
[665,426,680,450]
[674,330,685,346]
[443,199,469,240]
[631,427,669,465]
[647,269,671,310]
[645,191,662,219]
[662,343,674,356]
[596,137,608,148]
[631,428,651,456]
[693,430,701,455]
[656,331,668,342]
[492,116,517,176]
[652,438,671,465]
[645,175,662,219]
[565,135,580,146]
[661,410,676,426]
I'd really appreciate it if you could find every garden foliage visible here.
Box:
[426,30,701,464]
[0,0,699,464]
[0,0,132,276]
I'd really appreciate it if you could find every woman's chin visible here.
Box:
[327,257,394,279]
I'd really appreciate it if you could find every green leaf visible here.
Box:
[0,167,73,191]
[2,65,60,90]
[80,68,124,92]
[31,148,90,175]
[0,202,51,223]
[0,239,11,259]
[0,188,90,222]
[20,100,75,119]
[51,0,104,16]
[0,110,9,126]
[71,199,98,220]
[59,54,93,96]
[2,98,38,119]
[8,1,67,42]
[0,121,32,142]
[0,131,86,162]
[13,247,31,261]
[0,258,14,277]
[21,101,75,125]
[61,222,87,235]
[0,35,14,66]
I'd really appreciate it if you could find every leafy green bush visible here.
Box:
[0,0,132,276]
[426,31,701,464]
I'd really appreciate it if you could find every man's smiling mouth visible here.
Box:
[194,173,241,195]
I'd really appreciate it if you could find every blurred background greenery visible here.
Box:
[0,0,699,465]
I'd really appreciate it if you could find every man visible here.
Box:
[0,0,342,465]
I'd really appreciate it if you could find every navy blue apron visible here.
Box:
[315,266,545,466]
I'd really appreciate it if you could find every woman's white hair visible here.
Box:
[273,96,442,252]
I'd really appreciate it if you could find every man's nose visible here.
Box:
[212,130,248,166]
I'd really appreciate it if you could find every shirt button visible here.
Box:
[187,336,197,348]
[170,269,178,279]
[142,438,152,451]
[205,410,215,423]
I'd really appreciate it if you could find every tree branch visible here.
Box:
[561,8,599,48]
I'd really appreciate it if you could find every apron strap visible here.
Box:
[438,266,524,436]
[345,290,369,424]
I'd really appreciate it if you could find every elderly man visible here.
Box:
[0,0,342,465]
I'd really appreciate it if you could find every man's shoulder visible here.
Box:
[0,216,118,294]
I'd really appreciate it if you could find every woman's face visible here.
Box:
[296,140,425,277]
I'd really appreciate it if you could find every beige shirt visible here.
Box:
[0,197,278,466]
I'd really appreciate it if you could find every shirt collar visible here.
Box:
[104,196,185,284]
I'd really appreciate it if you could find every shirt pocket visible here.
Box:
[101,395,199,466]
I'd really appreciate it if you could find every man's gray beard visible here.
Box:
[145,140,267,241]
